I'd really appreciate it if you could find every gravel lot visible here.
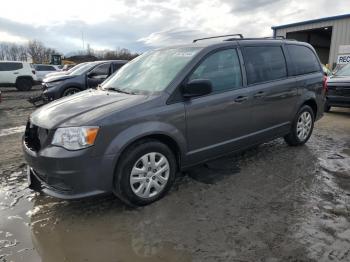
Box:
[0,86,349,262]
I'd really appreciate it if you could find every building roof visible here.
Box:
[272,13,350,30]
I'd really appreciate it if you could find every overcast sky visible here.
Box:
[0,0,348,54]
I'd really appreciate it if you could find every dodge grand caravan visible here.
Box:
[23,35,326,206]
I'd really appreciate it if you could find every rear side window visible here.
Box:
[0,62,23,71]
[189,49,242,93]
[242,46,287,85]
[287,45,320,75]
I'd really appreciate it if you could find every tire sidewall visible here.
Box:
[62,87,81,97]
[115,141,176,206]
[292,105,315,144]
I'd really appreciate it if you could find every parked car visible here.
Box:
[0,61,37,91]
[41,60,127,101]
[23,35,325,206]
[325,63,350,112]
[44,62,88,79]
[34,64,60,82]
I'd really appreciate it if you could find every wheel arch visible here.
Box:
[106,122,187,173]
[302,99,317,118]
[16,75,34,83]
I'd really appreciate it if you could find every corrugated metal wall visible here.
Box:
[275,17,350,66]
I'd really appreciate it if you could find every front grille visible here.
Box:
[24,121,49,152]
[328,85,350,96]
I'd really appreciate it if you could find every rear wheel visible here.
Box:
[62,87,81,97]
[284,105,314,146]
[16,78,32,91]
[113,139,177,206]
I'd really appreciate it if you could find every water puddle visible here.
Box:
[0,126,26,137]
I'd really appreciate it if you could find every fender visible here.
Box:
[104,121,187,164]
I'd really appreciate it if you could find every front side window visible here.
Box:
[189,49,242,93]
[102,47,203,94]
[89,63,110,77]
[287,45,320,75]
[242,46,287,85]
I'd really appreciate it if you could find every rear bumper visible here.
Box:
[23,141,116,199]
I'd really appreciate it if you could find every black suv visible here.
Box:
[23,35,325,206]
[325,63,350,112]
[41,60,128,101]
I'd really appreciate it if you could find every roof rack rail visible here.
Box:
[193,34,244,43]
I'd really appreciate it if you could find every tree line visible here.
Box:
[0,40,57,64]
[0,40,139,64]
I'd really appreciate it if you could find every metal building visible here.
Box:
[272,14,350,68]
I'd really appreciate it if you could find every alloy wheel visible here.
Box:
[296,111,312,141]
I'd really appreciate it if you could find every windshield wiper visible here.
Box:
[105,87,134,95]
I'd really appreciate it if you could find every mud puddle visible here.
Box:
[0,107,349,261]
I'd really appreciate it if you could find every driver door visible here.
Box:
[87,63,111,88]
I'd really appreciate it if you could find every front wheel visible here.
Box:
[113,139,177,206]
[284,105,314,146]
[62,87,81,97]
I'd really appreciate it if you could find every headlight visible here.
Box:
[52,126,99,150]
[46,81,63,88]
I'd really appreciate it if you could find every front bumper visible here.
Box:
[23,141,116,199]
[42,83,63,101]
[326,95,350,108]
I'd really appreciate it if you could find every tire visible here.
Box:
[113,139,177,206]
[16,78,32,91]
[62,87,81,97]
[284,105,315,146]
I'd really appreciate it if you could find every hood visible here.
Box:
[30,89,148,129]
[328,75,350,84]
[43,74,75,83]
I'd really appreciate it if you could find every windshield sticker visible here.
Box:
[174,52,196,57]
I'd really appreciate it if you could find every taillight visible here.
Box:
[32,70,36,75]
[322,76,328,92]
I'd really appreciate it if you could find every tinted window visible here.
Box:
[90,63,110,76]
[287,45,320,75]
[0,62,23,71]
[242,46,287,85]
[189,49,242,93]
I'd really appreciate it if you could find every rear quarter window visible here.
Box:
[287,45,321,75]
[0,62,23,71]
[242,46,287,85]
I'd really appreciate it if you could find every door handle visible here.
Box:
[234,96,248,103]
[13,72,19,74]
[253,91,265,98]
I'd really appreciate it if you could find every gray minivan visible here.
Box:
[23,35,326,206]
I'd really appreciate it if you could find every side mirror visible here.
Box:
[182,79,212,98]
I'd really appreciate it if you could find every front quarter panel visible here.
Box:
[93,100,187,165]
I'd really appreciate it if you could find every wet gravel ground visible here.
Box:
[0,86,349,262]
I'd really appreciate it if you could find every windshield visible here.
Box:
[69,63,98,76]
[67,63,86,74]
[334,63,350,76]
[102,47,202,94]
